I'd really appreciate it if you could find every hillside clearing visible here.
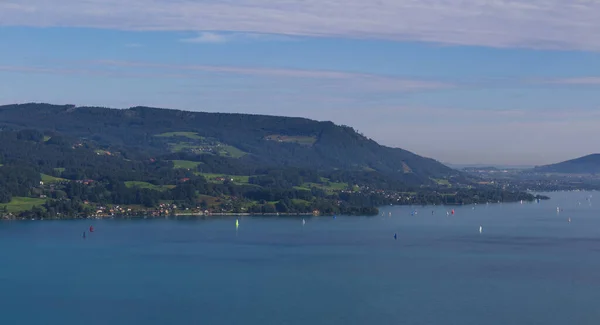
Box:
[172,160,201,169]
[41,173,67,183]
[155,132,204,140]
[125,181,175,191]
[219,145,246,158]
[196,173,252,185]
[265,134,317,146]
[3,197,47,213]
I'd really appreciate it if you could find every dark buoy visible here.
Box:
[82,231,86,239]
[89,225,94,233]
[394,233,397,240]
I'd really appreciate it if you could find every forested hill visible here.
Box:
[533,154,600,174]
[0,103,458,184]
[0,103,541,219]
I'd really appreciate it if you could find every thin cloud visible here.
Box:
[4,61,598,92]
[91,60,455,91]
[0,64,188,79]
[1,0,599,51]
[0,61,454,92]
[181,31,297,43]
[543,77,600,85]
[181,32,228,43]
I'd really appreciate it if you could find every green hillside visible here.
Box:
[0,103,459,184]
[0,103,541,219]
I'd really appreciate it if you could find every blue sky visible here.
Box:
[1,1,600,165]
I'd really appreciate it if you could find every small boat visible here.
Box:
[479,225,482,234]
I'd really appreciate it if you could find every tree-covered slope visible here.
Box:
[0,103,459,184]
[0,104,543,219]
[533,154,600,174]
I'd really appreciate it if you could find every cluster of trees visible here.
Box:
[0,166,40,203]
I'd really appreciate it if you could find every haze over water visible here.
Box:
[1,191,599,325]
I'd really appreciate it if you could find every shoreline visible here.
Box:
[1,194,553,221]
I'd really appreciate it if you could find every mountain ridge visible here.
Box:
[0,103,460,184]
[533,154,600,174]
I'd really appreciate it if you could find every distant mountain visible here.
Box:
[533,154,600,174]
[0,103,461,184]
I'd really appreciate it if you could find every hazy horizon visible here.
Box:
[2,1,599,165]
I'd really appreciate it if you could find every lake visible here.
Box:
[2,191,600,324]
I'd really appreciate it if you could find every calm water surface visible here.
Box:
[2,191,600,324]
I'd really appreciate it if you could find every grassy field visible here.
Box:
[169,143,204,153]
[3,197,47,213]
[41,173,67,183]
[172,160,201,169]
[169,142,246,158]
[43,136,51,142]
[265,134,317,146]
[155,132,204,140]
[218,145,247,158]
[196,173,252,185]
[197,195,223,208]
[327,182,350,191]
[125,181,175,191]
[291,199,311,206]
[53,167,66,174]
[295,181,349,192]
[432,178,451,186]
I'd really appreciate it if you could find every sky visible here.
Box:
[1,0,600,166]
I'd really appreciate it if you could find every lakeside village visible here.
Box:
[0,176,478,220]
[1,170,544,220]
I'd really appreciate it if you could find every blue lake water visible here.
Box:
[2,191,600,324]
